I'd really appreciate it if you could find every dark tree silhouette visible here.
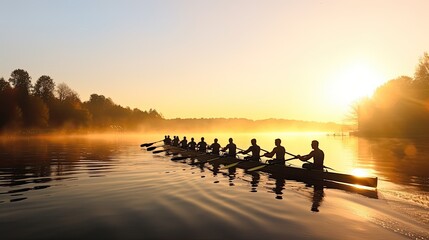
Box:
[9,69,31,99]
[0,77,16,128]
[34,75,56,103]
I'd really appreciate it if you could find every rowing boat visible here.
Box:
[161,145,378,188]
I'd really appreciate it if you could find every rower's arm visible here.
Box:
[242,147,251,154]
[299,151,314,161]
[264,148,275,158]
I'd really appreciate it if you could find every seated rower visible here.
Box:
[180,136,188,149]
[297,140,324,170]
[239,138,260,161]
[222,138,237,157]
[208,138,221,155]
[264,138,285,164]
[172,136,179,147]
[188,137,196,151]
[197,137,207,153]
[165,135,172,145]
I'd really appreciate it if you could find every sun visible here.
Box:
[326,62,385,106]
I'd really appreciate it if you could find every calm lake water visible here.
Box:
[1,133,428,240]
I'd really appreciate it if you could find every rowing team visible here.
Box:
[163,135,325,170]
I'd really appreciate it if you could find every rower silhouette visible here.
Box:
[188,137,196,151]
[208,138,221,155]
[239,138,261,161]
[172,136,179,147]
[222,138,237,157]
[164,135,172,145]
[197,137,207,153]
[297,140,325,170]
[180,136,188,149]
[264,138,286,164]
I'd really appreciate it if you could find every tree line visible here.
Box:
[141,118,342,133]
[0,69,163,133]
[355,52,429,136]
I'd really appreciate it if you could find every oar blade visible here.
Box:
[146,146,158,151]
[247,164,267,172]
[220,161,240,170]
[285,156,298,162]
[207,157,221,162]
[152,149,166,154]
[171,156,189,161]
[140,140,163,148]
[324,166,337,171]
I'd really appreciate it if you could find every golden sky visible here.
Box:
[1,1,428,122]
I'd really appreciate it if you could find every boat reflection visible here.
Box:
[249,172,260,193]
[172,151,378,213]
[310,184,324,212]
[272,176,285,200]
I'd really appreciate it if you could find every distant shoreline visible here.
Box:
[0,117,349,136]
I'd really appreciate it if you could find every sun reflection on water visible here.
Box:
[351,168,372,177]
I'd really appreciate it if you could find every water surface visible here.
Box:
[0,133,428,239]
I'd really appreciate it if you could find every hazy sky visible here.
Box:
[1,0,428,122]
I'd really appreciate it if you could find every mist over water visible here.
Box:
[0,133,428,239]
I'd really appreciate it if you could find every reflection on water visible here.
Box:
[358,137,429,192]
[0,137,118,203]
[0,134,428,239]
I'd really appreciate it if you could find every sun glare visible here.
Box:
[351,168,371,177]
[327,62,385,106]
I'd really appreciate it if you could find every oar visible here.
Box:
[324,166,336,171]
[171,152,208,161]
[152,149,168,154]
[236,147,252,155]
[190,156,222,165]
[206,157,221,162]
[237,147,246,153]
[247,156,298,172]
[300,159,337,172]
[220,160,249,169]
[261,148,297,158]
[140,140,163,147]
[146,146,160,151]
[220,147,253,169]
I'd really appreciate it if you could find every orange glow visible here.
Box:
[404,145,417,157]
[351,168,372,177]
[327,62,386,108]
